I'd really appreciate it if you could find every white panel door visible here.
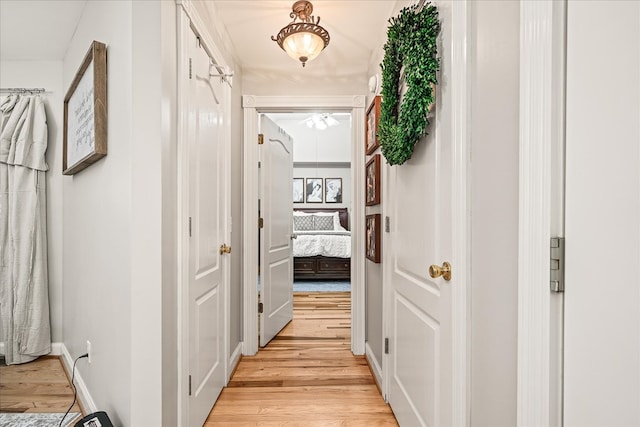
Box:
[564,2,640,425]
[188,29,227,426]
[259,115,294,347]
[387,5,455,425]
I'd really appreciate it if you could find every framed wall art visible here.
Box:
[365,154,381,206]
[366,214,381,263]
[325,178,342,203]
[305,178,323,203]
[293,178,304,203]
[63,40,108,175]
[365,95,381,155]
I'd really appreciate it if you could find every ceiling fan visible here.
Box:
[301,113,340,130]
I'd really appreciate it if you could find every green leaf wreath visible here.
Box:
[378,3,440,166]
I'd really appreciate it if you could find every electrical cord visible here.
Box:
[59,353,88,427]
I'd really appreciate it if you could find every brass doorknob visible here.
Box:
[429,261,451,281]
[220,244,231,255]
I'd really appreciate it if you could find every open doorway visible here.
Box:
[242,95,367,357]
[266,112,352,293]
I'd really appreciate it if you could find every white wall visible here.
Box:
[469,1,520,425]
[271,117,351,163]
[0,61,64,344]
[564,2,640,425]
[61,2,134,423]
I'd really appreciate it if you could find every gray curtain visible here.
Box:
[0,94,51,365]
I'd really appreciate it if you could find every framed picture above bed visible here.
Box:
[325,178,342,203]
[306,178,323,203]
[365,154,381,206]
[293,178,304,203]
[366,214,381,263]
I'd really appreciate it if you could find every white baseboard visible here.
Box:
[365,342,383,394]
[228,342,242,381]
[59,343,98,414]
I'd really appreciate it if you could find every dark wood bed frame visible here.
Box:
[293,208,351,281]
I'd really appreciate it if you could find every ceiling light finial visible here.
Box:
[271,1,330,67]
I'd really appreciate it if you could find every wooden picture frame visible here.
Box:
[366,214,381,263]
[293,178,304,203]
[63,40,108,175]
[365,154,381,206]
[365,95,381,155]
[305,178,323,203]
[325,178,342,203]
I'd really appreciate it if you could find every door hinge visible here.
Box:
[259,217,264,228]
[258,134,264,145]
[384,338,389,354]
[189,217,192,237]
[550,237,565,293]
[258,302,263,314]
[188,375,192,396]
[189,58,192,80]
[385,216,390,233]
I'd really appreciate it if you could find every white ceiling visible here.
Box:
[208,1,397,79]
[1,0,396,80]
[0,0,87,60]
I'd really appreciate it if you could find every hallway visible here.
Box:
[205,292,397,425]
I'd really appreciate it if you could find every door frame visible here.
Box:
[242,95,367,356]
[516,1,566,425]
[176,1,233,425]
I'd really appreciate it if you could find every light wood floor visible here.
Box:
[205,292,398,426]
[0,356,82,414]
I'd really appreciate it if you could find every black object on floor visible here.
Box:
[74,412,114,427]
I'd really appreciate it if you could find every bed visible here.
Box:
[293,208,351,280]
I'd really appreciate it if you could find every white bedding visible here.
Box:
[293,230,351,258]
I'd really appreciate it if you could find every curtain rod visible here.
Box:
[0,87,47,94]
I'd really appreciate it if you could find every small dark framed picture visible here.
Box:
[306,178,323,203]
[293,178,304,203]
[325,178,342,203]
[365,154,381,206]
[366,214,381,263]
[365,95,381,155]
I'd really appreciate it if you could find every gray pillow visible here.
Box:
[294,215,314,231]
[313,215,334,230]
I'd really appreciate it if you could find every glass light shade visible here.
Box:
[282,32,325,64]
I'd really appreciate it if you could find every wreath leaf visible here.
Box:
[378,4,440,166]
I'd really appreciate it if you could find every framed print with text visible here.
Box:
[63,40,108,175]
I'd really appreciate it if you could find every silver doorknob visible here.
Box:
[429,262,451,281]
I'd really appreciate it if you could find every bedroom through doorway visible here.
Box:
[265,112,352,291]
[258,112,353,343]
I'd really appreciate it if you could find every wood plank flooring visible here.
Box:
[0,356,82,414]
[205,292,398,426]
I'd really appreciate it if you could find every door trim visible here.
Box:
[242,95,367,356]
[517,1,566,425]
[176,1,232,425]
[450,1,472,424]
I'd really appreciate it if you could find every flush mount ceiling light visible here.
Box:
[271,0,330,67]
